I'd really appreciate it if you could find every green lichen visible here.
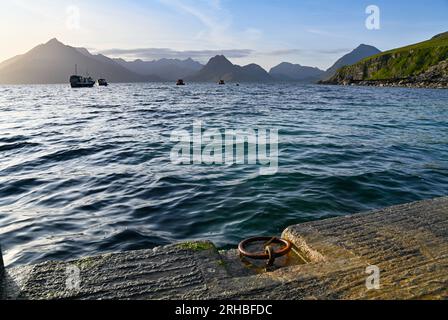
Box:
[177,242,214,251]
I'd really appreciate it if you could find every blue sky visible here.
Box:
[0,0,447,69]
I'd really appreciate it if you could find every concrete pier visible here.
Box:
[1,197,447,300]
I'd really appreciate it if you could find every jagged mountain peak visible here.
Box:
[207,55,233,66]
[46,38,63,45]
[356,43,376,49]
[352,44,381,54]
[321,44,381,80]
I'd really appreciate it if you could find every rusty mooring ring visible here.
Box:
[238,237,292,261]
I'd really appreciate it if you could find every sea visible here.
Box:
[1,83,447,267]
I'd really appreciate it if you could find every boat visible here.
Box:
[176,79,185,86]
[98,79,108,86]
[218,80,225,85]
[70,65,95,88]
[70,75,95,88]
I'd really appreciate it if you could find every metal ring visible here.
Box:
[265,246,275,267]
[238,237,292,260]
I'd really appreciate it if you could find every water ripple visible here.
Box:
[0,83,448,267]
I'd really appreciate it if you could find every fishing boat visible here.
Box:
[218,80,225,85]
[70,75,95,88]
[176,79,185,86]
[98,79,108,86]
[70,65,95,88]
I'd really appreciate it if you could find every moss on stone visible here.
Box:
[177,242,215,251]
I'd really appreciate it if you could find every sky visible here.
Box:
[0,0,447,70]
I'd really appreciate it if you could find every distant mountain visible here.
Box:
[0,38,386,85]
[115,58,203,81]
[0,39,159,84]
[188,55,273,82]
[321,32,448,88]
[269,62,325,82]
[321,44,382,80]
[76,47,122,66]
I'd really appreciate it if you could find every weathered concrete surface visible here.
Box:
[280,196,448,300]
[1,197,447,300]
[0,242,229,300]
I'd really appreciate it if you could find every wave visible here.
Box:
[1,83,448,267]
[0,142,40,152]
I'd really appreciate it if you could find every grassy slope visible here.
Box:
[339,32,448,80]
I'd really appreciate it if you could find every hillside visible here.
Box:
[0,39,159,84]
[323,32,448,88]
[187,55,273,82]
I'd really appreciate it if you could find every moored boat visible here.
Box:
[70,65,95,88]
[98,79,108,86]
[70,75,95,88]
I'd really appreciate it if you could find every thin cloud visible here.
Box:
[97,46,351,62]
[98,48,254,61]
[260,48,351,56]
[315,48,353,55]
[263,49,303,56]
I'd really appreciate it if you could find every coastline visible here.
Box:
[2,196,447,300]
[319,79,448,89]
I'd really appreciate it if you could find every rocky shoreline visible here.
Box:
[321,78,448,89]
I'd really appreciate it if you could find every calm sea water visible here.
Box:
[1,83,447,267]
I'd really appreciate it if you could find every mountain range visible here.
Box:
[269,62,325,82]
[0,38,383,84]
[187,55,273,82]
[114,58,203,81]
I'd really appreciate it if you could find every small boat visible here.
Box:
[98,79,108,86]
[218,80,225,85]
[70,75,95,88]
[176,79,186,86]
[70,65,95,88]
